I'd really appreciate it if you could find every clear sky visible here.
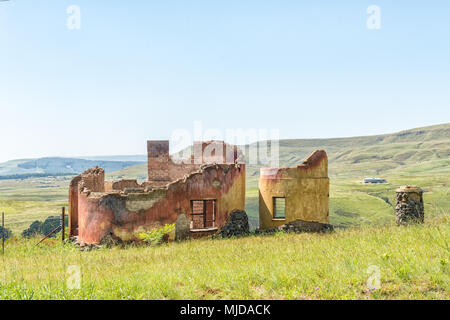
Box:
[0,1,449,162]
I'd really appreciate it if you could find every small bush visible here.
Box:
[0,226,13,239]
[22,216,68,238]
[138,224,175,246]
[22,220,43,238]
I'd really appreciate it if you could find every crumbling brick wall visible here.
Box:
[80,167,105,192]
[105,179,141,191]
[73,163,246,244]
[69,140,247,243]
[194,141,238,164]
[68,175,82,236]
[69,167,105,237]
[147,140,242,186]
[147,140,170,186]
[168,159,201,182]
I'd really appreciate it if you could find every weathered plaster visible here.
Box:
[259,150,330,229]
[69,141,246,244]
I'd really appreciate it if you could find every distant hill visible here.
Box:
[75,155,147,162]
[0,157,144,178]
[264,123,450,178]
[107,123,450,183]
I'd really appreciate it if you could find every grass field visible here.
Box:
[1,216,448,300]
[0,177,69,234]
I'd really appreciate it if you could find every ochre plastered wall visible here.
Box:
[258,150,329,229]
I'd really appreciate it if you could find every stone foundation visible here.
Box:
[256,219,334,234]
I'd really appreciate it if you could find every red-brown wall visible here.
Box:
[74,163,245,244]
[68,175,82,237]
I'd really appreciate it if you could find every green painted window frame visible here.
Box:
[273,197,286,219]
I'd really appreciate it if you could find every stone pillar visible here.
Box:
[395,186,424,225]
[175,214,190,241]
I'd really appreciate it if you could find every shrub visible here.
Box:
[138,224,175,246]
[22,216,68,238]
[0,226,13,239]
[22,220,43,238]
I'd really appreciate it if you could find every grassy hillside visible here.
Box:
[243,123,450,182]
[0,176,70,233]
[77,155,147,162]
[107,163,148,182]
[1,216,448,299]
[107,123,450,183]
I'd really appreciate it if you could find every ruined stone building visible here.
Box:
[69,141,246,244]
[258,150,329,229]
[68,140,330,244]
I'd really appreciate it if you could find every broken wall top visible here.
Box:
[77,162,245,200]
[148,140,244,164]
[260,150,328,180]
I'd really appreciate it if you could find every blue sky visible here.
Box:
[0,1,449,162]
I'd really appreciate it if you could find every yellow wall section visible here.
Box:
[219,166,246,215]
[259,150,329,229]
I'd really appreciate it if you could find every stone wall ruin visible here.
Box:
[69,140,246,244]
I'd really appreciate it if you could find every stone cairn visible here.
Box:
[395,186,424,225]
[218,210,250,237]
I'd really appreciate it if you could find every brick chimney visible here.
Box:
[147,140,170,185]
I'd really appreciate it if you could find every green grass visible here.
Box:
[0,177,68,234]
[1,217,448,299]
[0,200,66,235]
